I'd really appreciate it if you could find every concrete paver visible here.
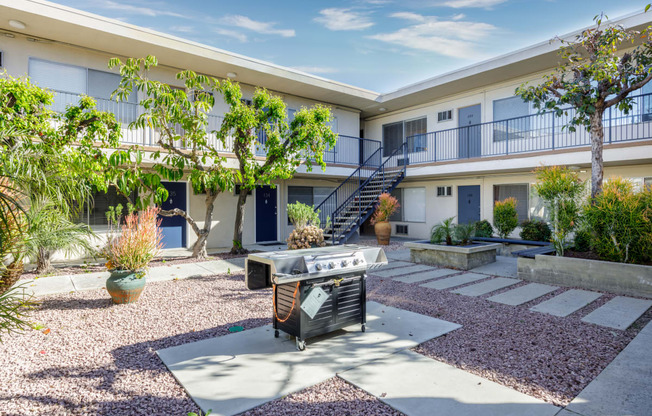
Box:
[565,321,652,416]
[394,268,458,284]
[581,296,652,330]
[487,283,558,306]
[451,277,521,297]
[420,273,489,290]
[470,255,518,278]
[156,301,461,416]
[23,276,75,296]
[70,272,110,291]
[386,249,412,262]
[371,264,434,278]
[340,349,560,416]
[529,289,601,317]
[377,260,415,271]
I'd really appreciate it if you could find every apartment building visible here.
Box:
[2,0,651,250]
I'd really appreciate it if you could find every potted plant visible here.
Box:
[102,205,163,304]
[286,202,326,250]
[370,193,400,245]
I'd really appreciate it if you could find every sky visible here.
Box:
[52,0,647,92]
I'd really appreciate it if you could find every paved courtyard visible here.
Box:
[3,246,651,415]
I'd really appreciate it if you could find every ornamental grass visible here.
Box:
[104,206,163,271]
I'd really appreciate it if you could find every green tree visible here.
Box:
[109,56,235,258]
[216,81,337,254]
[516,12,652,199]
[493,198,519,239]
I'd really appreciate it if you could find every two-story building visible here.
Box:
[2,0,651,251]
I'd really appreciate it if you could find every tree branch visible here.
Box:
[159,207,202,235]
[605,73,652,107]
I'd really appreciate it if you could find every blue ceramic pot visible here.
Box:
[106,270,146,304]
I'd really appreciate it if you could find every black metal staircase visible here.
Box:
[315,142,408,244]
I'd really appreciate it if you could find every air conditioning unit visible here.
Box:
[396,224,408,234]
[437,186,453,197]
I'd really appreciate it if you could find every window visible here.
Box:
[493,96,530,142]
[77,188,137,226]
[388,187,426,222]
[396,224,408,234]
[437,186,452,197]
[493,184,529,222]
[287,186,333,224]
[645,177,652,190]
[438,110,452,122]
[382,117,427,156]
[29,58,137,123]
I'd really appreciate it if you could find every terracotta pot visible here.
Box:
[106,270,146,304]
[374,221,391,245]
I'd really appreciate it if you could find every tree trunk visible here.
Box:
[590,111,605,201]
[36,248,54,274]
[190,191,220,259]
[231,188,249,254]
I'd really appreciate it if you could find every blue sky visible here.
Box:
[54,0,646,92]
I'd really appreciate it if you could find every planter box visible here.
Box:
[405,240,502,270]
[518,255,652,299]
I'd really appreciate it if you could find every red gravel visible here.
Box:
[366,275,651,406]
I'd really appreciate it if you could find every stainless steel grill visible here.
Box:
[246,245,387,350]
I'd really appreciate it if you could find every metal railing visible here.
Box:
[403,92,652,165]
[51,91,375,166]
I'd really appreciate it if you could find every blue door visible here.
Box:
[458,185,480,224]
[159,181,187,248]
[459,104,482,158]
[256,185,277,242]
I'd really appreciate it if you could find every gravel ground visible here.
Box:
[366,274,651,407]
[3,263,649,414]
[239,377,404,416]
[357,235,409,252]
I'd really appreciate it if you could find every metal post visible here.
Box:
[551,113,555,150]
[609,107,612,144]
[505,121,509,155]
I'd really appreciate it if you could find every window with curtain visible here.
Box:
[29,58,137,123]
[76,188,137,226]
[405,118,427,153]
[387,188,425,222]
[493,96,531,142]
[493,184,529,221]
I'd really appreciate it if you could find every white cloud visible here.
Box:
[390,12,426,22]
[452,13,466,20]
[93,0,189,18]
[290,66,340,74]
[170,26,195,34]
[440,0,507,9]
[314,8,375,31]
[214,28,248,43]
[221,15,295,37]
[368,14,496,58]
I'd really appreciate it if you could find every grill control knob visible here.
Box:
[341,260,349,267]
[315,263,323,271]
[353,259,360,266]
[328,261,336,269]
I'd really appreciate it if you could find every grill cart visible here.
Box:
[245,245,387,350]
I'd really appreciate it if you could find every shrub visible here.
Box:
[454,222,476,245]
[494,198,519,239]
[573,228,592,252]
[431,217,456,245]
[287,202,320,229]
[533,166,585,256]
[287,225,326,250]
[370,193,400,224]
[583,178,652,264]
[474,220,493,238]
[519,219,552,242]
[103,207,163,271]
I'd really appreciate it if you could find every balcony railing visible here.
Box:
[52,91,374,167]
[403,92,652,165]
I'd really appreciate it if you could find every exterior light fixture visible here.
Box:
[378,107,386,112]
[2,32,15,38]
[226,72,237,78]
[8,20,26,29]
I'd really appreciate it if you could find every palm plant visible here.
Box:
[431,217,456,245]
[23,199,96,274]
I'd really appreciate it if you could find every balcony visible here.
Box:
[401,92,652,166]
[53,91,379,168]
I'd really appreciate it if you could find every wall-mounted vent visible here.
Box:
[438,110,452,122]
[437,186,453,197]
[396,224,408,235]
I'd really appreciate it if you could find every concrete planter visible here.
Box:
[405,240,502,270]
[518,255,652,298]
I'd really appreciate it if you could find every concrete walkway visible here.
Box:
[17,257,246,297]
